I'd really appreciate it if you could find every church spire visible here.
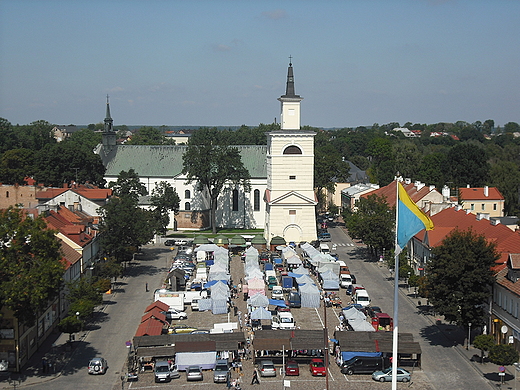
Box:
[282,56,300,98]
[104,95,113,133]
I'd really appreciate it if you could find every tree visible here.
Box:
[343,194,394,255]
[314,141,350,211]
[126,126,165,145]
[0,207,65,325]
[182,128,251,234]
[149,181,180,235]
[446,143,489,187]
[488,344,519,366]
[393,141,421,179]
[472,334,495,363]
[33,142,106,187]
[58,315,83,340]
[489,161,520,215]
[416,152,447,190]
[66,277,103,319]
[99,169,155,262]
[0,148,34,184]
[424,229,499,327]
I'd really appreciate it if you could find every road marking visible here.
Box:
[314,307,325,327]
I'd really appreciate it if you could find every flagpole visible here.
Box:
[392,179,399,390]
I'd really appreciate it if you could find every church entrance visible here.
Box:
[283,225,302,244]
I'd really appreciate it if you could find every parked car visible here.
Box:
[161,309,188,320]
[175,239,189,246]
[372,367,411,382]
[340,356,387,375]
[309,358,326,376]
[271,285,284,300]
[213,359,231,383]
[285,360,299,376]
[259,360,276,377]
[367,306,383,318]
[88,357,108,375]
[186,365,203,381]
[164,240,175,246]
[154,360,179,382]
[288,291,301,308]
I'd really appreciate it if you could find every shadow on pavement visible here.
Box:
[419,323,465,348]
[484,371,514,383]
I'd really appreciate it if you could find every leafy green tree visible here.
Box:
[424,229,498,327]
[96,258,123,281]
[0,118,17,153]
[393,141,421,179]
[66,277,103,319]
[182,128,251,234]
[16,120,56,150]
[314,141,350,211]
[503,122,520,134]
[483,119,495,133]
[365,138,395,186]
[446,143,489,187]
[58,315,83,339]
[149,181,180,235]
[343,194,394,255]
[0,148,34,184]
[66,128,102,151]
[99,170,155,262]
[32,142,106,187]
[488,344,519,366]
[0,207,65,325]
[127,126,173,145]
[489,161,520,215]
[472,334,495,363]
[416,152,446,189]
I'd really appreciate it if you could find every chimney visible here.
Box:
[467,184,470,188]
[405,178,411,185]
[429,185,435,191]
[484,186,489,197]
[442,185,451,199]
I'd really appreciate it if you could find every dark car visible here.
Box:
[287,291,301,308]
[350,274,357,284]
[367,306,383,318]
[164,239,175,246]
[285,360,299,376]
[341,356,388,375]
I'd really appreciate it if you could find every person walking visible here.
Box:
[145,282,148,292]
[251,368,260,385]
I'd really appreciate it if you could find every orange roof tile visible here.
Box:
[459,187,504,201]
[135,317,164,337]
[145,301,169,313]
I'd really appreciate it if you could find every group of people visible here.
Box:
[323,291,342,308]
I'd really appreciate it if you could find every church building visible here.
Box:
[96,62,317,243]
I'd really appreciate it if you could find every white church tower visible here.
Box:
[264,60,318,244]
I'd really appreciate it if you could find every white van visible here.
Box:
[340,274,352,288]
[354,289,371,307]
[319,243,330,254]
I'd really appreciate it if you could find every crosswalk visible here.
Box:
[332,243,355,247]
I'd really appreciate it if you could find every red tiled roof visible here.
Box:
[496,267,520,297]
[361,180,435,208]
[60,241,81,267]
[417,207,520,272]
[36,188,68,199]
[509,254,520,269]
[145,301,169,313]
[135,318,164,337]
[141,310,166,323]
[459,187,504,201]
[45,210,93,247]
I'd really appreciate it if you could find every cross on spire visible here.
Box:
[289,55,292,66]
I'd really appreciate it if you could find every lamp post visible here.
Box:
[407,272,411,292]
[467,323,472,350]
[513,362,520,390]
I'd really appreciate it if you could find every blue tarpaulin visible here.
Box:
[269,299,287,307]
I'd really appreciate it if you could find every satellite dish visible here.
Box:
[501,325,508,334]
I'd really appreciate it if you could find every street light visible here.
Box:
[407,272,411,292]
[513,362,520,390]
[467,322,472,350]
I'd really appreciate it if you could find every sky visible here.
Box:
[1,0,519,129]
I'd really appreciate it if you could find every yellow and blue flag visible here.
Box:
[396,182,434,254]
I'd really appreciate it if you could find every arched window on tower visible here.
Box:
[185,189,191,199]
[185,202,191,211]
[254,189,260,211]
[283,145,302,154]
[232,189,239,211]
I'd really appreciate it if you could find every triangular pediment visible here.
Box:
[269,191,317,206]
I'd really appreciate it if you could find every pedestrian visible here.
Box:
[145,282,148,292]
[251,368,260,385]
[42,357,47,374]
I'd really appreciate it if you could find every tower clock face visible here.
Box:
[289,77,293,82]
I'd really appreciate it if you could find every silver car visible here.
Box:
[259,360,276,377]
[372,367,411,382]
[186,365,203,381]
[88,357,108,375]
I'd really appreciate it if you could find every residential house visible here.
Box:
[52,125,81,142]
[341,183,380,211]
[458,186,505,218]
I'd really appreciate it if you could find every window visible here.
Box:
[5,191,8,198]
[254,189,260,211]
[289,210,296,215]
[232,189,239,211]
[289,176,296,180]
[494,204,497,211]
[185,190,191,199]
[470,204,475,211]
[283,145,302,155]
[185,202,191,211]
[481,204,485,211]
